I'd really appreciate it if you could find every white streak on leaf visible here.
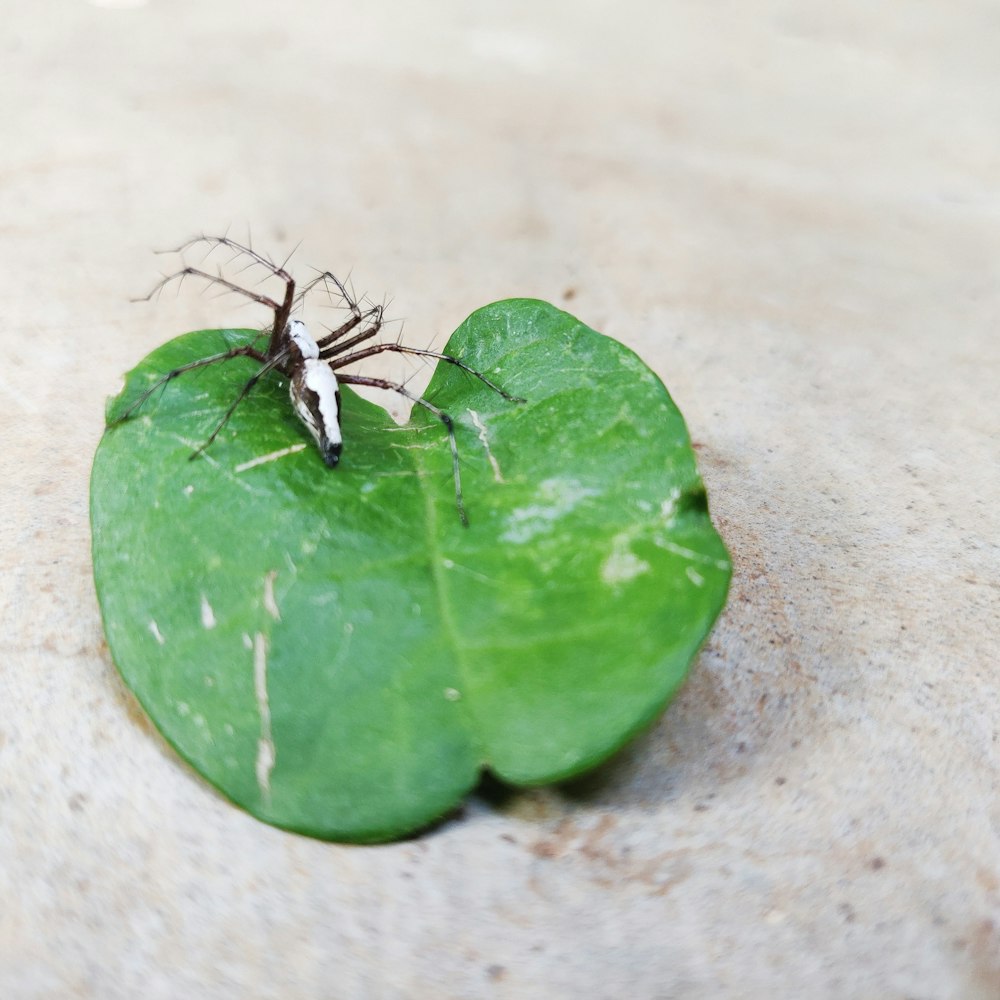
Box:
[686,566,705,587]
[601,532,651,587]
[148,620,165,645]
[234,442,307,473]
[168,435,256,494]
[253,632,275,803]
[200,593,216,629]
[501,478,598,544]
[389,441,434,452]
[468,408,504,483]
[263,570,281,621]
[660,487,682,522]
[655,537,722,566]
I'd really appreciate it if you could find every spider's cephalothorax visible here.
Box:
[118,235,524,524]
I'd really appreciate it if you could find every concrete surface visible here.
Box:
[2,1,998,997]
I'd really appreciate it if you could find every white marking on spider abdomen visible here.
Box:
[287,318,319,359]
[292,359,342,449]
[286,318,342,464]
[306,361,342,445]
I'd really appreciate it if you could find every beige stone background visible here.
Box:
[2,0,998,997]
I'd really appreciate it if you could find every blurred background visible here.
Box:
[2,1,998,997]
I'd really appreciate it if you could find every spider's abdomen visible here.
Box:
[290,358,343,467]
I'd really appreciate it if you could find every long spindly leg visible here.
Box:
[111,345,268,423]
[329,343,526,402]
[320,305,386,355]
[337,373,470,526]
[188,353,289,461]
[316,301,384,353]
[132,267,283,312]
[294,271,386,353]
[169,234,294,288]
[151,235,297,353]
[294,269,353,310]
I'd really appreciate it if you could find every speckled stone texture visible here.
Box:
[2,2,998,997]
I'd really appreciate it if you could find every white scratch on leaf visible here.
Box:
[660,487,682,522]
[169,435,256,494]
[501,478,598,544]
[200,593,216,629]
[253,631,275,803]
[444,687,461,701]
[468,408,504,483]
[655,537,729,568]
[234,442,307,473]
[439,559,493,584]
[601,532,651,587]
[263,570,281,621]
[686,566,705,587]
[390,442,435,454]
[148,619,165,645]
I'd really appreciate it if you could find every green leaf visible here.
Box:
[91,299,730,842]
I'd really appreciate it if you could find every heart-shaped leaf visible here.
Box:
[91,299,730,842]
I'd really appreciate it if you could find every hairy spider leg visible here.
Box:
[292,272,388,355]
[328,343,526,403]
[293,270,353,310]
[133,267,283,315]
[315,303,385,353]
[112,344,268,423]
[170,234,295,288]
[337,373,469,526]
[162,236,297,355]
[188,351,293,461]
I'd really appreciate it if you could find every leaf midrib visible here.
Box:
[414,444,486,768]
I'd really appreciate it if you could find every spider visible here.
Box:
[116,235,524,525]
